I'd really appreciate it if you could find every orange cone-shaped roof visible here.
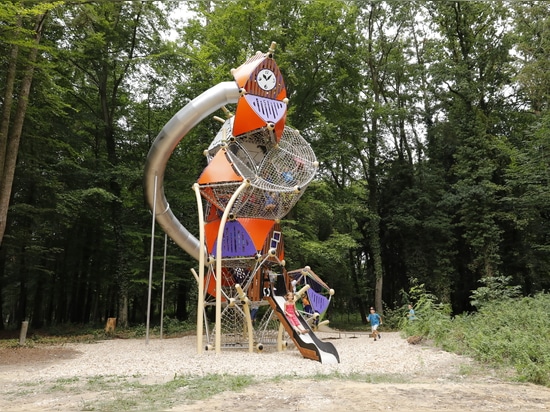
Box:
[197,149,243,185]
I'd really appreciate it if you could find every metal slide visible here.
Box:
[268,295,340,364]
[144,81,240,261]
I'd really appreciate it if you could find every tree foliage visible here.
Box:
[0,0,549,329]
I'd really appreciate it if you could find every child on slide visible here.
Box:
[284,292,308,334]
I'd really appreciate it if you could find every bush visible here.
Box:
[399,287,550,387]
[468,294,550,386]
[161,317,194,335]
[469,276,521,309]
[398,282,453,342]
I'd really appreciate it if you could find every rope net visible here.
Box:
[201,118,318,220]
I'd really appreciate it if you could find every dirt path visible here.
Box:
[173,380,550,412]
[1,332,549,411]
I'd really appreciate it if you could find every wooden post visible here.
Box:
[19,321,29,346]
[105,317,117,334]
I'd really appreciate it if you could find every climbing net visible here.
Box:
[201,119,318,220]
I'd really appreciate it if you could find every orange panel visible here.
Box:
[274,115,286,141]
[205,274,217,299]
[237,218,275,251]
[200,187,217,207]
[232,54,265,88]
[232,98,268,137]
[205,203,222,222]
[205,268,236,300]
[275,88,287,101]
[244,60,286,100]
[278,236,285,261]
[197,150,243,185]
[206,218,275,255]
[205,219,221,254]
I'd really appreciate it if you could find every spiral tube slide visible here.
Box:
[144,82,240,261]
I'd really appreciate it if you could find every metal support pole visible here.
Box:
[146,174,158,345]
[160,233,167,339]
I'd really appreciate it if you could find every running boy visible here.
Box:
[367,307,382,341]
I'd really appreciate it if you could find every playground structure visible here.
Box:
[144,42,339,363]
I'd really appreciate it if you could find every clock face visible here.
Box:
[257,69,277,91]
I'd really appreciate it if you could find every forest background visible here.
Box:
[1,0,549,332]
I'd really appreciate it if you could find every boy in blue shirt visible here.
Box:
[367,307,382,341]
[407,304,417,321]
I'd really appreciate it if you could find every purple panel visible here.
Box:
[212,221,257,258]
[245,95,286,123]
[308,289,329,314]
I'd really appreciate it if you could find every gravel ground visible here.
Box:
[1,331,550,411]
[1,331,467,383]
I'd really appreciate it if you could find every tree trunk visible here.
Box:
[368,104,384,314]
[0,14,46,246]
[0,248,6,329]
[0,25,20,177]
[363,4,385,315]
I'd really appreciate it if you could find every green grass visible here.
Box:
[312,371,410,384]
[5,372,413,411]
[75,374,258,411]
[49,376,81,392]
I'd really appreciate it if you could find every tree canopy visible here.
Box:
[1,0,549,329]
